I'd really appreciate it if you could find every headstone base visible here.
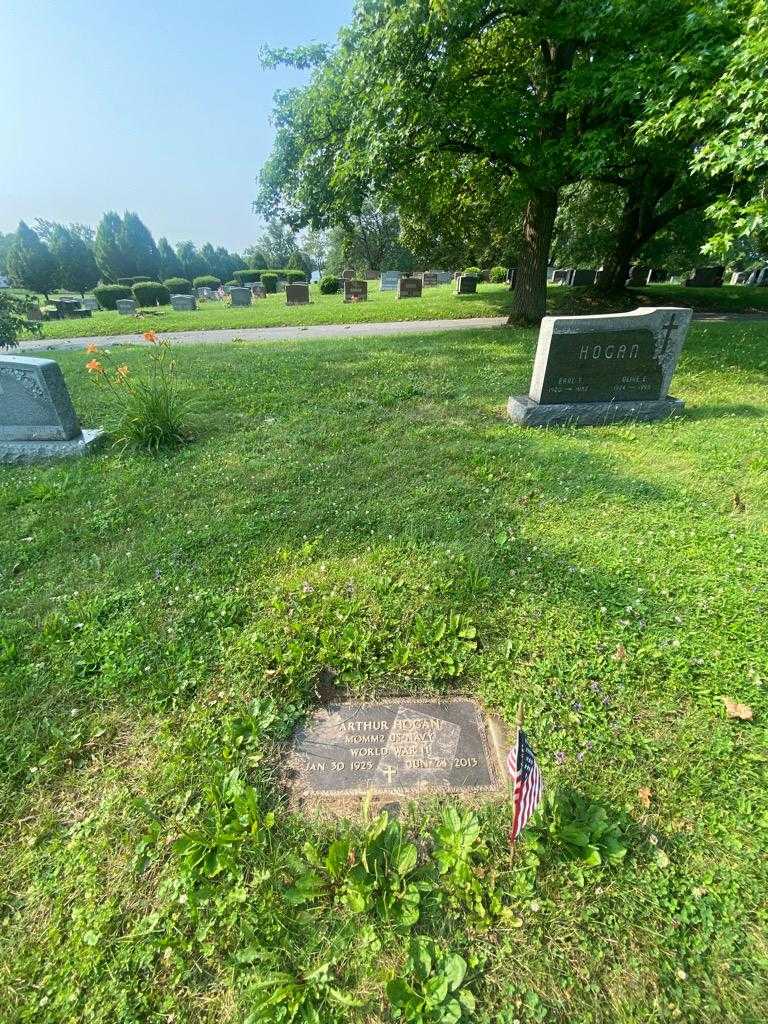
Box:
[507,394,684,427]
[0,428,106,465]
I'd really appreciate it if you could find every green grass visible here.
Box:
[1,322,767,1022]
[23,282,768,342]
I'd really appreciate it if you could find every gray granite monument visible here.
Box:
[286,282,310,305]
[0,356,105,464]
[251,282,266,298]
[171,294,196,311]
[397,276,422,299]
[287,696,510,811]
[507,306,693,427]
[422,272,438,287]
[81,296,99,311]
[380,270,401,291]
[115,298,137,315]
[229,287,252,307]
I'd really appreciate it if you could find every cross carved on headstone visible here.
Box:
[660,313,678,350]
[381,764,397,784]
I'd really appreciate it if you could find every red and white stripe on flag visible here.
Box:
[507,728,543,842]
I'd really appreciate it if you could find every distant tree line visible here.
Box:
[0,212,249,298]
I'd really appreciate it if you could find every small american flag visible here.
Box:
[507,728,543,842]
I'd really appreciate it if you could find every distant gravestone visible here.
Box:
[507,306,693,427]
[647,268,668,284]
[342,269,354,281]
[685,266,724,288]
[380,270,400,291]
[251,282,266,298]
[196,286,213,300]
[343,279,368,302]
[547,266,556,281]
[230,287,252,307]
[730,271,749,285]
[748,266,768,286]
[567,269,596,286]
[626,266,651,287]
[81,297,98,311]
[287,697,510,810]
[507,268,517,288]
[286,282,310,305]
[397,276,422,299]
[436,271,453,284]
[364,270,381,280]
[171,294,196,311]
[0,356,105,464]
[115,299,136,315]
[455,275,477,295]
[422,272,439,288]
[552,270,568,285]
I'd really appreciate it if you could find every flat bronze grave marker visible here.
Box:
[287,697,509,807]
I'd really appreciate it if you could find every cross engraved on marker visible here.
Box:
[660,313,678,353]
[381,764,397,784]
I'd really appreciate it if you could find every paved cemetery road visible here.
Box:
[13,311,768,354]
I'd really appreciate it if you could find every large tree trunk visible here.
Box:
[508,189,559,326]
[596,196,642,293]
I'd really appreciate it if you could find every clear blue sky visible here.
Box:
[1,0,352,252]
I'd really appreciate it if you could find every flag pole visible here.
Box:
[510,700,524,847]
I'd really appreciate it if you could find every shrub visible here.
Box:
[0,291,43,349]
[94,284,132,310]
[83,330,194,453]
[233,269,262,284]
[489,266,507,283]
[463,267,481,277]
[261,272,278,293]
[192,275,221,289]
[117,276,151,286]
[286,269,306,283]
[132,281,171,307]
[320,274,340,294]
[163,277,191,294]
[224,280,237,287]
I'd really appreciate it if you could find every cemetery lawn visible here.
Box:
[32,282,768,340]
[2,321,768,1023]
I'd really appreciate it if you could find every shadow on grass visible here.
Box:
[683,402,765,422]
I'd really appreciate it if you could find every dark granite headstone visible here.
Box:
[230,287,252,307]
[647,268,668,284]
[397,276,422,299]
[286,282,310,305]
[685,266,724,288]
[552,270,568,285]
[748,266,768,287]
[288,697,508,803]
[567,269,597,286]
[343,279,368,302]
[506,268,517,288]
[422,272,438,287]
[455,274,477,295]
[507,306,693,427]
[626,265,651,287]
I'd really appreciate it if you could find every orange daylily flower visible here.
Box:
[116,364,129,379]
[143,331,158,343]
[85,343,99,353]
[85,359,104,373]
